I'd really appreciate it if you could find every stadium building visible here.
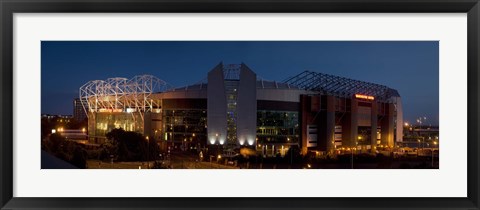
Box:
[79,63,402,156]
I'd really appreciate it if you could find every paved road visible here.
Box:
[169,151,238,169]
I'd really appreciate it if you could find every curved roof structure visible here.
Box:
[79,75,173,116]
[283,71,400,102]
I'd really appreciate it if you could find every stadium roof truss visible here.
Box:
[79,75,173,122]
[283,71,400,102]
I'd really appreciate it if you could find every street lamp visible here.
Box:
[351,141,358,169]
[417,139,421,156]
[422,136,425,150]
[215,133,220,157]
[432,141,438,167]
[146,136,150,168]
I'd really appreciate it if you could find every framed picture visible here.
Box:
[1,0,479,209]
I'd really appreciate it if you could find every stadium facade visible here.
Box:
[79,63,403,156]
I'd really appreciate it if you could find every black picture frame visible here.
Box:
[1,0,479,209]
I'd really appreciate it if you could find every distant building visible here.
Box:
[78,63,403,156]
[401,125,439,148]
[41,114,72,121]
[73,98,87,122]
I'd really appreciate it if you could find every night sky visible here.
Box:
[41,41,439,125]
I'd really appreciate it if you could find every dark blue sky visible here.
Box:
[41,41,439,125]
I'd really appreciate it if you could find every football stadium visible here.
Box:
[79,63,402,156]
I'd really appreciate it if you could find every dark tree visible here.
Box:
[42,133,87,168]
[285,145,302,163]
[105,128,159,162]
[71,146,87,169]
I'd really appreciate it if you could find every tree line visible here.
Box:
[99,128,160,162]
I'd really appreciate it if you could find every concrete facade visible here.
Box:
[236,64,257,146]
[207,64,228,145]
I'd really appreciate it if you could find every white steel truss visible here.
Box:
[79,75,173,123]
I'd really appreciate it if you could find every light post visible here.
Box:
[192,133,196,151]
[417,139,421,156]
[351,141,358,169]
[146,136,150,168]
[158,153,162,166]
[290,146,293,167]
[432,141,437,168]
[210,155,213,168]
[416,116,427,150]
[422,136,425,150]
[167,147,171,168]
[183,137,187,152]
[215,133,219,159]
[351,148,353,169]
[110,154,114,169]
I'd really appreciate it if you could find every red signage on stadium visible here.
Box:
[98,108,123,113]
[355,94,374,100]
